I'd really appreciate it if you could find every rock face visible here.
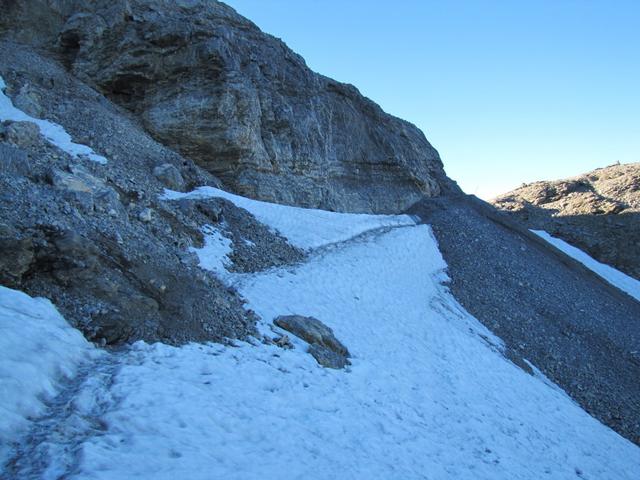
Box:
[0,0,454,213]
[274,314,350,369]
[0,42,303,346]
[492,163,640,281]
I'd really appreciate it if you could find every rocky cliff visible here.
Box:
[0,41,309,345]
[492,162,640,280]
[1,0,454,213]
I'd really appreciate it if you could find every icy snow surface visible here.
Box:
[0,76,107,164]
[70,222,639,480]
[162,186,416,250]
[2,191,640,479]
[0,286,97,465]
[533,230,640,302]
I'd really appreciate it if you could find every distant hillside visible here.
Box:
[492,162,640,280]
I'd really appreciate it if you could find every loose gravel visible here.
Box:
[409,194,640,446]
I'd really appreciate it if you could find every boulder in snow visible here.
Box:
[274,314,350,369]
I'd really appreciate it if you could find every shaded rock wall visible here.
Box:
[1,0,455,213]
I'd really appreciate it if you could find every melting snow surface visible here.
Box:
[0,286,97,465]
[2,190,639,479]
[0,76,107,164]
[162,186,416,250]
[533,230,640,302]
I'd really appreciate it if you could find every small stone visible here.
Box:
[2,121,41,148]
[274,334,293,349]
[153,163,185,191]
[138,208,153,222]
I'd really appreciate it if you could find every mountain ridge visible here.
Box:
[492,162,640,281]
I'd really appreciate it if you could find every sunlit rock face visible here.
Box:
[492,162,640,280]
[1,0,455,213]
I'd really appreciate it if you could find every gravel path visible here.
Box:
[409,194,640,445]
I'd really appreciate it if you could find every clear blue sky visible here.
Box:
[224,0,640,199]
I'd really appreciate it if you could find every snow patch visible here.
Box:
[190,225,233,278]
[0,75,108,164]
[162,186,416,250]
[0,286,98,465]
[533,230,640,302]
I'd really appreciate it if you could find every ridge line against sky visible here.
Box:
[223,0,640,199]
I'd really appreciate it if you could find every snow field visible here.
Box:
[533,230,640,302]
[0,75,108,164]
[73,221,640,479]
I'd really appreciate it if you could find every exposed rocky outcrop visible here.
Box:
[0,42,302,346]
[492,162,640,280]
[0,0,455,214]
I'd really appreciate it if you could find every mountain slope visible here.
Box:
[0,43,268,345]
[410,195,640,446]
[492,162,640,280]
[1,0,640,474]
[2,195,639,479]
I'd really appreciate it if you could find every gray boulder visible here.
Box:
[48,165,124,214]
[1,0,456,213]
[2,121,41,149]
[153,163,185,191]
[274,314,350,369]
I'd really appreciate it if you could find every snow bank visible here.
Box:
[73,223,640,479]
[0,76,107,164]
[0,286,95,464]
[162,186,416,250]
[533,230,640,302]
